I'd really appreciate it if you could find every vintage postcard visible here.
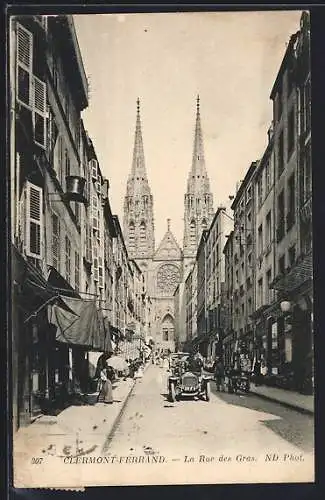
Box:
[9,10,314,488]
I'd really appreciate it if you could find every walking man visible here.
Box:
[215,357,225,392]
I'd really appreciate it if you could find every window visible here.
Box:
[235,270,239,283]
[16,24,47,149]
[257,176,263,208]
[287,174,295,231]
[202,218,207,230]
[287,107,295,157]
[265,160,271,194]
[139,221,146,248]
[163,328,169,341]
[16,23,33,107]
[288,245,296,267]
[25,181,43,259]
[85,222,92,263]
[75,251,80,292]
[266,268,272,303]
[52,213,60,270]
[65,236,71,283]
[57,136,64,185]
[278,131,284,177]
[266,211,272,249]
[277,87,283,120]
[258,278,263,307]
[98,256,103,288]
[271,323,278,350]
[279,255,285,275]
[65,150,70,179]
[90,159,98,180]
[300,78,311,134]
[246,186,252,204]
[277,190,285,241]
[301,142,312,204]
[258,224,263,256]
[190,219,196,247]
[129,221,135,250]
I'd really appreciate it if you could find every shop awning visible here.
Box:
[12,245,73,322]
[48,296,112,352]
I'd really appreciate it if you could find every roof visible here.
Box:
[154,227,182,261]
[231,161,259,211]
[270,31,299,100]
[50,16,88,110]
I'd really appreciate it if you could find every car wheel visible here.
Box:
[205,381,210,402]
[169,383,176,402]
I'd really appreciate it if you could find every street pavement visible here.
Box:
[104,364,314,485]
[13,364,315,488]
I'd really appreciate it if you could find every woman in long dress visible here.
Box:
[97,366,115,404]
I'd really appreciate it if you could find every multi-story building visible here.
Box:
[251,125,276,368]
[223,231,235,368]
[230,162,258,366]
[204,207,233,361]
[268,11,313,393]
[194,230,209,355]
[10,15,92,428]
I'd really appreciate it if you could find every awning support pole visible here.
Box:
[23,295,60,324]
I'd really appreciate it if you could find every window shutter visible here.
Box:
[25,181,43,259]
[52,212,60,270]
[32,75,47,149]
[90,159,98,180]
[16,22,33,107]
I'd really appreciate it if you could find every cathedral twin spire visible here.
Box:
[123,98,155,260]
[124,95,214,263]
[183,95,214,258]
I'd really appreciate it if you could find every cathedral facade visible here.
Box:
[123,97,214,352]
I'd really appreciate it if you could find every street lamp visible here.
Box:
[280,300,291,313]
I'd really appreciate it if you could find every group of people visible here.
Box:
[94,353,146,404]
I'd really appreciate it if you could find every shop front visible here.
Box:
[270,253,313,394]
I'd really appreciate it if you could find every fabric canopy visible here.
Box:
[48,296,112,352]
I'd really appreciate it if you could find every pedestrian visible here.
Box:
[215,357,225,392]
[253,358,261,386]
[97,365,115,404]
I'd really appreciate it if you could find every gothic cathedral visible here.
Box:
[123,96,214,352]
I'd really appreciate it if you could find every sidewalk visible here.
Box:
[14,377,137,461]
[250,383,314,415]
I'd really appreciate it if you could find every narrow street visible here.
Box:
[102,364,314,484]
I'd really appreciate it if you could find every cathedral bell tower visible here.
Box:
[183,95,214,274]
[123,99,155,268]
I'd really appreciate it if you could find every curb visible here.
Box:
[250,389,314,416]
[101,379,137,453]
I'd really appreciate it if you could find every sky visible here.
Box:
[73,10,302,246]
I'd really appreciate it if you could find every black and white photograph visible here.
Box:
[9,9,314,488]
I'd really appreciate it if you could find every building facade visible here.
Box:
[230,162,258,367]
[124,97,214,353]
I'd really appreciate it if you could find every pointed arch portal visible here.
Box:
[161,313,175,342]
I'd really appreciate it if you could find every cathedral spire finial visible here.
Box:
[196,94,200,113]
[167,218,171,231]
[137,97,140,116]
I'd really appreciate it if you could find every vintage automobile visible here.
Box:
[167,369,212,402]
[227,371,250,394]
